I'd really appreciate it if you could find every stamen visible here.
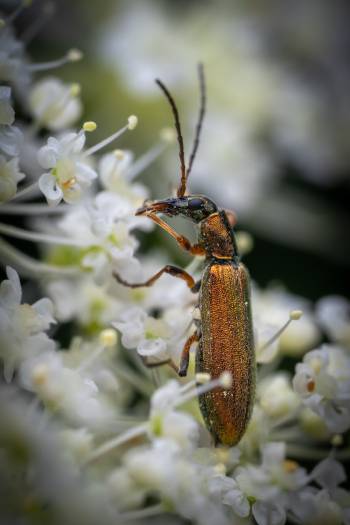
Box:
[83,121,97,132]
[174,371,232,407]
[258,310,304,353]
[83,423,148,465]
[7,181,39,202]
[76,330,118,374]
[120,504,165,521]
[28,48,83,72]
[5,0,31,24]
[0,237,79,277]
[0,203,70,215]
[83,115,138,157]
[21,1,55,44]
[126,128,175,181]
[0,222,89,246]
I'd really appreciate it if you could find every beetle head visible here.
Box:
[136,195,217,223]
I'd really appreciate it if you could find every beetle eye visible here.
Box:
[188,198,203,210]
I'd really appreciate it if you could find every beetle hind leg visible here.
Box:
[178,331,200,377]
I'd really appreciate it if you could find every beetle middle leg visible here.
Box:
[113,264,197,291]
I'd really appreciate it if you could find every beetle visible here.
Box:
[114,64,255,446]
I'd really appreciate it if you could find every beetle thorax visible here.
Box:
[199,211,236,259]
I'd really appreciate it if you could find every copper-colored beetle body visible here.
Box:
[196,211,255,446]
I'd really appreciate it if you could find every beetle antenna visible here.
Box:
[155,78,187,197]
[186,63,206,179]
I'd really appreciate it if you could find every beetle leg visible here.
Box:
[113,265,197,290]
[178,331,200,377]
[147,212,205,256]
[191,280,201,293]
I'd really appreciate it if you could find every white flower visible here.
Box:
[0,267,56,381]
[0,27,30,92]
[29,77,82,130]
[0,85,15,125]
[0,154,25,201]
[253,285,320,361]
[258,373,300,421]
[46,276,123,327]
[38,131,97,205]
[316,295,350,347]
[149,380,199,449]
[293,345,350,433]
[113,305,191,364]
[0,122,23,157]
[19,350,116,430]
[57,193,140,282]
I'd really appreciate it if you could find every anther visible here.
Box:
[219,371,233,389]
[83,121,97,132]
[67,48,83,62]
[70,83,81,97]
[99,328,118,348]
[127,115,138,130]
[290,310,303,321]
[114,149,125,160]
[195,372,211,384]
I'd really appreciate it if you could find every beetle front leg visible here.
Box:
[178,331,200,377]
[147,212,205,256]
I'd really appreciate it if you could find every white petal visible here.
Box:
[38,172,63,206]
[252,502,286,525]
[137,337,167,357]
[37,145,58,169]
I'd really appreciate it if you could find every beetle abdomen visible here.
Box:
[196,261,255,446]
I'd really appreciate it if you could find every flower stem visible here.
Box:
[0,222,88,246]
[9,181,39,201]
[120,504,165,521]
[0,237,79,277]
[84,423,148,465]
[0,203,70,215]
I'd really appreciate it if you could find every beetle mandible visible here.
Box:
[114,64,255,446]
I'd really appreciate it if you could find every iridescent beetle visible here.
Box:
[114,65,255,446]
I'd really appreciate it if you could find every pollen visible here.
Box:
[99,328,118,347]
[127,115,138,130]
[83,121,97,132]
[114,149,125,160]
[196,372,211,384]
[61,177,77,189]
[32,364,49,386]
[283,459,299,472]
[219,371,233,389]
[70,83,81,97]
[306,379,316,392]
[67,48,83,62]
[290,309,303,320]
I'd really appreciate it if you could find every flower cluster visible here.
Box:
[0,5,349,525]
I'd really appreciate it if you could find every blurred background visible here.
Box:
[9,0,350,301]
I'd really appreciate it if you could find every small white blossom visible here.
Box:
[258,373,300,421]
[0,267,56,381]
[113,305,191,364]
[316,295,350,347]
[0,85,15,125]
[0,154,25,201]
[57,194,140,282]
[38,131,97,205]
[149,380,199,449]
[29,77,82,130]
[0,122,23,157]
[0,27,30,92]
[293,345,350,432]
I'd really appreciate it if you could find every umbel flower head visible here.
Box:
[0,5,349,525]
